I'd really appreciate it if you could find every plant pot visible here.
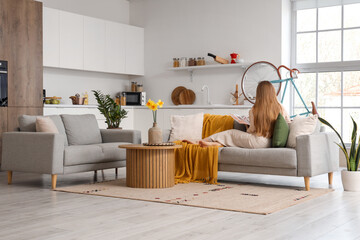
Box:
[107,127,122,130]
[148,122,162,144]
[341,170,360,191]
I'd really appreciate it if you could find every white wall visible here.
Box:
[38,0,131,104]
[281,0,292,112]
[130,0,290,106]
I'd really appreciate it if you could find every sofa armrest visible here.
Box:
[100,129,141,144]
[1,132,65,174]
[296,132,339,177]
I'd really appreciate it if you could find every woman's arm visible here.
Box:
[247,110,256,133]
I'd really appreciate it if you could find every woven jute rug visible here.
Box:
[55,179,333,215]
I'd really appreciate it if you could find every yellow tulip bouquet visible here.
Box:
[146,99,164,123]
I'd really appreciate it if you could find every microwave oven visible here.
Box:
[123,92,146,106]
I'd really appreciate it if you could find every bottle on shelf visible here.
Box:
[83,91,89,105]
[173,58,179,68]
[207,53,229,64]
[180,57,187,67]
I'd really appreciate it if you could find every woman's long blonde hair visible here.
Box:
[252,81,282,138]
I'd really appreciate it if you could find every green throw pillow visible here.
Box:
[272,113,289,148]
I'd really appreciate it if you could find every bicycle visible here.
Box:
[241,61,311,118]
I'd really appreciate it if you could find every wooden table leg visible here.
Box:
[51,174,57,189]
[328,172,333,185]
[7,171,12,185]
[304,176,310,191]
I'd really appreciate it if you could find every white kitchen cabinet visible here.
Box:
[133,109,150,142]
[43,107,60,116]
[84,17,106,72]
[121,108,134,130]
[43,7,144,75]
[59,11,84,70]
[105,21,126,74]
[43,7,60,67]
[125,25,144,75]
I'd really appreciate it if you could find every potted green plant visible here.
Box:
[319,116,360,191]
[93,90,128,129]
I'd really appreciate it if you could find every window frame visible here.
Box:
[291,3,360,141]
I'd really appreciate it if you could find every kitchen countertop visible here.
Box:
[44,104,252,109]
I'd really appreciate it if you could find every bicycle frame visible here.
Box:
[271,66,311,118]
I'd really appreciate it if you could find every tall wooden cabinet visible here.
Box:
[0,0,43,164]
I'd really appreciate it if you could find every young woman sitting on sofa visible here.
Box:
[188,81,291,149]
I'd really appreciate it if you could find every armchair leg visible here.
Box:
[304,177,310,191]
[7,171,12,185]
[51,174,57,189]
[328,172,333,185]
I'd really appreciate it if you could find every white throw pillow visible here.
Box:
[286,114,318,148]
[169,113,204,142]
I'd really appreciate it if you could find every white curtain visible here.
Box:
[292,0,360,10]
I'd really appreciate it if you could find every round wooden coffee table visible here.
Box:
[119,144,182,188]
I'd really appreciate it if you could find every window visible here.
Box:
[291,0,360,143]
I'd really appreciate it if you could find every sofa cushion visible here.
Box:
[64,142,129,166]
[218,147,297,169]
[19,115,69,146]
[36,117,59,133]
[272,113,289,148]
[169,112,204,141]
[61,114,102,145]
[287,114,318,148]
[94,142,129,162]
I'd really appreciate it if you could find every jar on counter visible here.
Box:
[180,57,187,67]
[188,58,195,66]
[201,57,206,65]
[115,95,121,105]
[196,57,202,66]
[173,58,179,68]
[131,81,137,92]
[137,84,143,92]
[121,92,126,106]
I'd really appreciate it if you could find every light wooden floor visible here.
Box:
[1,169,360,240]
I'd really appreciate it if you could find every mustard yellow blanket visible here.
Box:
[174,114,234,184]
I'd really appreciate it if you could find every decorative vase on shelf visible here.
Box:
[148,122,162,144]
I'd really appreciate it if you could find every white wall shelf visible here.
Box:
[169,63,250,81]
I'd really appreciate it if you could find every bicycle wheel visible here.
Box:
[241,61,282,104]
